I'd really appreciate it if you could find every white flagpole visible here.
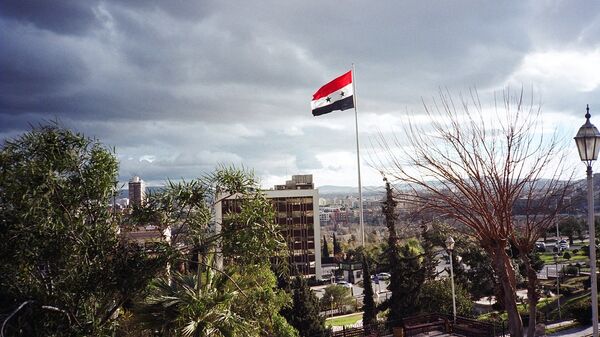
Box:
[351,63,365,246]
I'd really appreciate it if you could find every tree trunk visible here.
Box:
[490,243,523,337]
[524,258,539,337]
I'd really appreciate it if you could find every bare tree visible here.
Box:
[374,89,572,337]
[512,179,573,336]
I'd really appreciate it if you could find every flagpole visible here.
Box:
[351,63,365,247]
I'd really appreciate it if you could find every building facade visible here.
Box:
[220,175,322,279]
[128,176,146,206]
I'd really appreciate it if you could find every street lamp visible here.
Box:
[554,253,561,319]
[445,236,457,323]
[574,104,600,337]
[330,294,334,318]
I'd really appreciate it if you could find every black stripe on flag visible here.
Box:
[312,95,355,116]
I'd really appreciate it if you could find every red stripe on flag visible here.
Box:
[312,71,352,101]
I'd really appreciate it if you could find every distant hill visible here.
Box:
[317,185,384,195]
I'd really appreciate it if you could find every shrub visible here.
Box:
[563,264,578,276]
[563,252,572,260]
[572,248,579,255]
[568,299,592,324]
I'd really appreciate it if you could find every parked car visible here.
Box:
[558,239,569,250]
[336,281,353,289]
[377,272,391,280]
[535,242,546,252]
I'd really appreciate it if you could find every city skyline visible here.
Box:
[2,2,600,188]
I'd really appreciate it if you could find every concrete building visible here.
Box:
[128,176,146,206]
[219,174,322,279]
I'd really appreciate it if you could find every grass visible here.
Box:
[545,321,580,334]
[538,252,588,264]
[325,313,362,327]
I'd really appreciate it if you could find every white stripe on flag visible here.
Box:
[310,83,354,110]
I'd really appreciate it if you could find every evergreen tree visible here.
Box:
[394,244,427,317]
[333,233,342,256]
[283,274,329,337]
[381,177,402,324]
[380,178,427,324]
[362,255,377,328]
[322,235,330,260]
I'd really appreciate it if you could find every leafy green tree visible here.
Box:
[559,217,584,245]
[362,256,377,327]
[320,285,354,314]
[0,125,165,336]
[136,265,295,337]
[283,274,328,337]
[419,279,473,317]
[462,246,497,299]
[131,168,296,337]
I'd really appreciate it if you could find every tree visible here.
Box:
[322,235,331,261]
[376,90,571,337]
[419,279,473,317]
[0,125,165,336]
[362,256,377,328]
[559,217,584,245]
[380,179,427,325]
[381,178,403,325]
[333,233,342,257]
[131,168,296,336]
[283,274,328,337]
[320,285,354,314]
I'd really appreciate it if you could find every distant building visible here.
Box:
[219,174,322,279]
[128,176,146,206]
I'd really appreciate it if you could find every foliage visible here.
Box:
[567,299,593,324]
[419,279,473,317]
[333,233,342,257]
[462,245,497,299]
[559,217,585,245]
[131,167,294,336]
[283,275,328,337]
[135,265,294,337]
[322,235,330,260]
[428,221,496,299]
[320,285,354,313]
[362,256,377,327]
[0,125,166,336]
[385,244,427,320]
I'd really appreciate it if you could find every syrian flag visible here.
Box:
[311,70,354,116]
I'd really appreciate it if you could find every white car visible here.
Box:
[336,281,353,289]
[377,272,391,280]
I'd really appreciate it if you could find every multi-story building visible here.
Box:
[128,176,146,206]
[220,174,322,279]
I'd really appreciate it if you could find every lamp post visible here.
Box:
[330,294,334,318]
[574,104,600,337]
[554,253,561,319]
[445,236,457,323]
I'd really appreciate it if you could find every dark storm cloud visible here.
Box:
[0,0,98,35]
[0,21,89,109]
[2,1,600,185]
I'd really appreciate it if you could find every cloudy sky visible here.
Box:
[2,1,600,188]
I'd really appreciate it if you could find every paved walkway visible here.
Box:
[548,324,592,336]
